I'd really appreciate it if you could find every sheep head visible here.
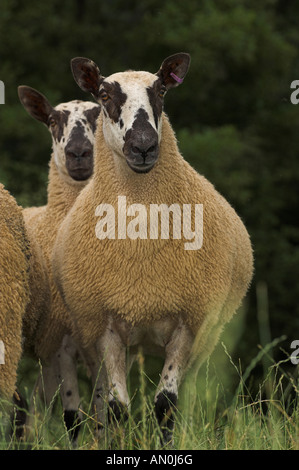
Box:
[18,86,100,183]
[71,53,190,174]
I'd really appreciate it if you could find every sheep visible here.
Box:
[18,86,101,436]
[52,53,254,443]
[0,184,30,407]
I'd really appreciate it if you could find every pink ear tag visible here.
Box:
[170,72,184,84]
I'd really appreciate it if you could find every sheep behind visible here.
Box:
[18,86,101,439]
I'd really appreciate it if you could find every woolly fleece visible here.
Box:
[0,184,30,400]
[53,112,254,367]
[23,158,88,361]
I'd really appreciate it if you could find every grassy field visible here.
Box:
[1,300,298,450]
[1,342,298,450]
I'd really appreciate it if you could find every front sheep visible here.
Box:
[0,184,30,408]
[52,53,254,443]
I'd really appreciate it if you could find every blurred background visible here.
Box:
[0,0,298,400]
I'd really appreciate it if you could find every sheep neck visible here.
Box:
[93,113,187,204]
[47,157,86,214]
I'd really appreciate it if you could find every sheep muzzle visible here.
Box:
[122,108,159,174]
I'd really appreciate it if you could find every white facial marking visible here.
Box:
[100,72,162,161]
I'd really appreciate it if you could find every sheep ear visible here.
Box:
[157,53,191,90]
[71,57,104,100]
[18,86,54,124]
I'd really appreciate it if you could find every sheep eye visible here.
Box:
[49,118,56,127]
[159,88,166,98]
[100,91,109,102]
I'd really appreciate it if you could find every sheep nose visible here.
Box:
[65,148,92,160]
[131,142,158,162]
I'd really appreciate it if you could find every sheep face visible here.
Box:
[100,71,162,174]
[71,53,191,174]
[53,101,100,182]
[18,86,101,183]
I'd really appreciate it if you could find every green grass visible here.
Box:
[1,287,298,450]
[1,339,298,450]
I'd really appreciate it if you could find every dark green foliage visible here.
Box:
[0,0,298,390]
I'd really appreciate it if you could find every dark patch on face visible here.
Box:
[65,120,94,181]
[100,81,127,123]
[49,109,70,142]
[123,108,159,173]
[83,105,101,133]
[147,77,164,128]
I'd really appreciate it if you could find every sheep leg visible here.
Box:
[41,361,61,407]
[55,335,82,443]
[25,359,59,440]
[82,346,107,432]
[97,326,129,425]
[154,322,193,445]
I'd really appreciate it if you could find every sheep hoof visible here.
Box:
[64,409,81,442]
[108,399,128,424]
[9,390,28,441]
[155,390,177,446]
[160,428,175,448]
